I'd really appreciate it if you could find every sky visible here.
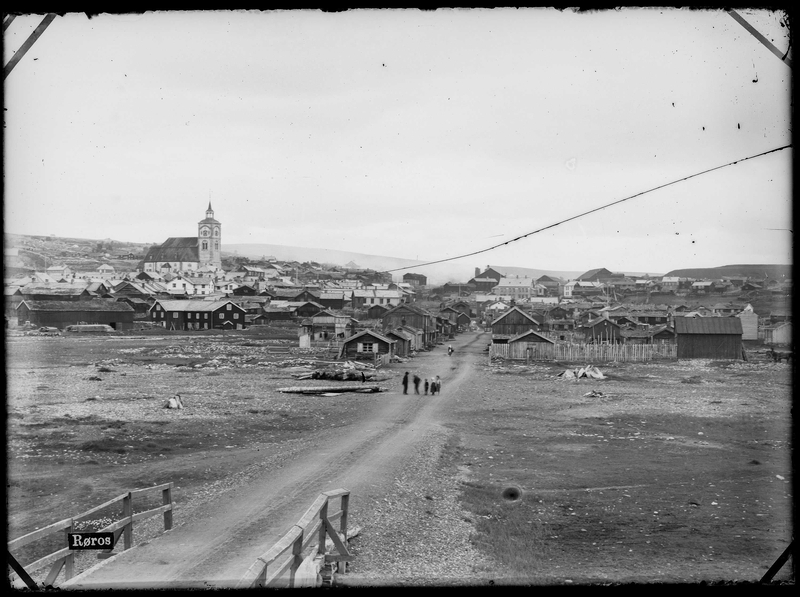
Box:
[3,8,793,276]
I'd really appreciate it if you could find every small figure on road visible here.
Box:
[402,372,409,394]
[424,378,429,395]
[413,374,421,394]
[434,375,441,394]
[448,344,454,356]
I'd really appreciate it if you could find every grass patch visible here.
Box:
[459,480,551,574]
[80,439,127,454]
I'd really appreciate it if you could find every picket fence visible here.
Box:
[491,342,677,362]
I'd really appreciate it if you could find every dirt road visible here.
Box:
[63,332,488,589]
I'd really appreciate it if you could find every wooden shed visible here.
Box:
[674,317,743,359]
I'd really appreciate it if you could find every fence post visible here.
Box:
[288,530,304,588]
[64,520,75,579]
[318,499,329,555]
[162,484,173,531]
[122,492,133,550]
[339,493,349,538]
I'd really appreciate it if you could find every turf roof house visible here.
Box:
[674,317,743,359]
[490,306,544,344]
[338,329,396,361]
[149,299,247,330]
[17,299,135,330]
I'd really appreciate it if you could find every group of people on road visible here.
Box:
[401,372,442,396]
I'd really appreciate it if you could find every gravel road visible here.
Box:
[61,331,503,589]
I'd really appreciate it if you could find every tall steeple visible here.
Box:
[198,203,222,269]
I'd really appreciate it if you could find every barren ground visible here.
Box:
[5,329,794,587]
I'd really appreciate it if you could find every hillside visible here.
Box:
[664,264,792,280]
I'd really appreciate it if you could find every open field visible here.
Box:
[6,331,794,586]
[437,355,794,584]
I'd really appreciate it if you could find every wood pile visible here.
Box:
[277,385,384,395]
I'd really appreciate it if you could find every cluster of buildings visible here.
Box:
[456,266,792,302]
[4,207,791,358]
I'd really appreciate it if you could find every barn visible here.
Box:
[674,317,743,359]
[17,299,135,330]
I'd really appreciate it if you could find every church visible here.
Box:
[138,203,223,275]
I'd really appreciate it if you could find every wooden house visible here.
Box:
[581,315,623,344]
[508,329,555,346]
[338,329,396,361]
[17,299,135,330]
[674,317,743,359]
[381,304,437,347]
[232,284,259,296]
[385,329,413,357]
[317,290,349,311]
[621,325,676,345]
[490,306,543,342]
[367,304,391,320]
[456,311,471,330]
[149,299,247,330]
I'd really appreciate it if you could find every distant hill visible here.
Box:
[224,243,478,285]
[664,264,791,280]
[225,243,595,285]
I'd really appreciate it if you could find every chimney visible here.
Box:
[475,267,480,278]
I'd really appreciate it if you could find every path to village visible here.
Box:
[64,331,489,589]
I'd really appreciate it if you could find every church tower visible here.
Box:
[197,202,222,269]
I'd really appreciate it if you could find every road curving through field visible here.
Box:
[62,331,489,589]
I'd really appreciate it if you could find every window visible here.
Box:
[173,313,178,318]
[233,313,239,319]
[362,343,373,353]
[220,313,225,319]
[214,242,219,250]
[226,304,231,310]
[204,313,208,319]
[202,241,208,250]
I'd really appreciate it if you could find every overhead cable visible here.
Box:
[383,143,792,273]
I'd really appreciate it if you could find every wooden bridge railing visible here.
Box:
[7,482,174,589]
[237,488,352,589]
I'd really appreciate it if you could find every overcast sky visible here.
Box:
[3,8,792,275]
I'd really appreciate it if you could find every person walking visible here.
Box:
[434,375,441,394]
[402,372,409,395]
[424,378,429,395]
[448,344,453,356]
[429,378,437,395]
[413,374,421,394]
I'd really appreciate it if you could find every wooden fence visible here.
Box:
[7,483,174,589]
[237,489,352,589]
[491,342,677,362]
